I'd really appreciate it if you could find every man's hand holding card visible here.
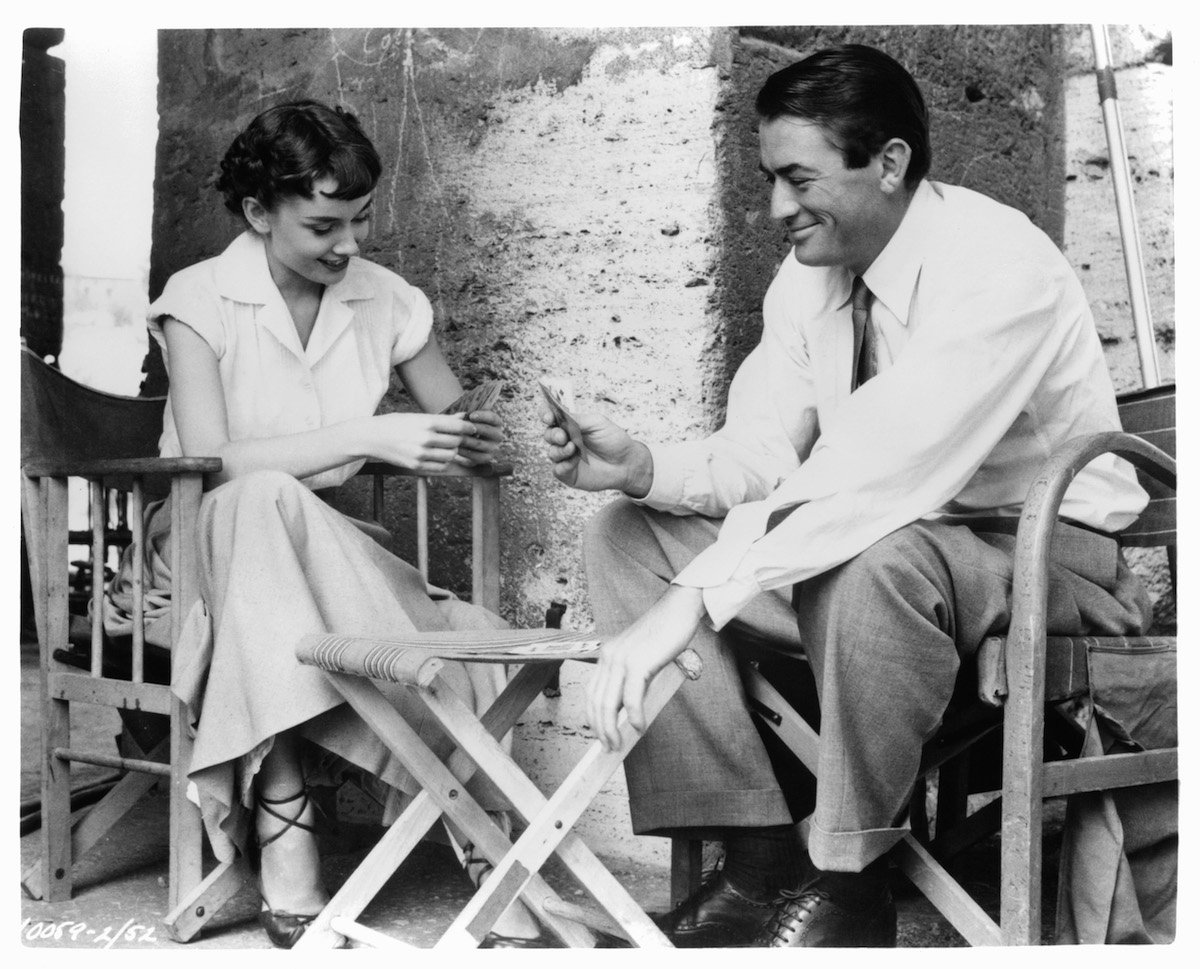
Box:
[538,378,655,497]
[538,378,590,465]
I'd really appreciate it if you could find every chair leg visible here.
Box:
[23,737,170,900]
[909,778,931,844]
[38,477,73,902]
[669,838,704,909]
[471,477,501,613]
[168,697,204,913]
[163,856,252,943]
[935,754,971,841]
[32,699,73,902]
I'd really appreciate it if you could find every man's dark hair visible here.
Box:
[217,100,382,215]
[756,44,931,188]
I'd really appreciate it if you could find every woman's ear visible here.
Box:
[242,196,271,235]
[877,138,912,195]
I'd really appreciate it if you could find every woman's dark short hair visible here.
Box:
[217,100,382,215]
[756,44,931,188]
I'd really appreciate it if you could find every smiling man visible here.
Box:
[542,44,1151,947]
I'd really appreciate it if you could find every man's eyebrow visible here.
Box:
[761,162,819,177]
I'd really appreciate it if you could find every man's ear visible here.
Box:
[242,196,271,235]
[878,138,912,195]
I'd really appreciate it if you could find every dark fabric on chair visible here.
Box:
[1055,639,1177,943]
[20,346,165,466]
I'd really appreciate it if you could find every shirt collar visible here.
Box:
[213,231,374,365]
[213,230,374,305]
[832,179,941,326]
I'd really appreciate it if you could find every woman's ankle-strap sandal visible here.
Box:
[257,787,322,849]
[256,788,324,949]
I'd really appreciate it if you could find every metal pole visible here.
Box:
[1090,23,1162,388]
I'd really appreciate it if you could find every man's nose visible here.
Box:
[770,181,800,221]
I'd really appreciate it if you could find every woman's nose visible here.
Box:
[333,230,360,257]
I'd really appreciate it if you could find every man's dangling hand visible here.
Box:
[586,585,707,752]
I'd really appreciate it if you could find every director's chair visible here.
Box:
[671,385,1177,945]
[290,629,701,949]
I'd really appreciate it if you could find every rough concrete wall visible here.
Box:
[707,25,1065,411]
[20,28,66,359]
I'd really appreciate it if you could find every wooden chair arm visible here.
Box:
[1008,429,1175,688]
[357,461,514,479]
[23,456,222,479]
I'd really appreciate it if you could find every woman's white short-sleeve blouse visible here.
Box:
[147,231,433,490]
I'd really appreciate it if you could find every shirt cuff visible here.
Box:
[673,547,763,631]
[631,441,686,511]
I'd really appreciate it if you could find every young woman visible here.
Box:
[133,100,540,947]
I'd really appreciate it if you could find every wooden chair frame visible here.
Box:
[21,345,513,941]
[20,455,230,931]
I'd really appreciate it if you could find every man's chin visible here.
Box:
[790,243,831,266]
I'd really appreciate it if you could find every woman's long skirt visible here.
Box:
[106,469,508,862]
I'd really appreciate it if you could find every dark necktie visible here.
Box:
[850,275,877,392]
[764,277,877,535]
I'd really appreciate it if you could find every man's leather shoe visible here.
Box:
[753,882,897,947]
[652,872,776,947]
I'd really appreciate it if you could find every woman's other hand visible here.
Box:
[366,413,475,473]
[453,409,503,466]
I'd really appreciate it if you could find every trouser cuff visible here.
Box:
[805,816,907,872]
[631,787,793,838]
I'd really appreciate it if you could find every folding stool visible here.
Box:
[290,628,702,948]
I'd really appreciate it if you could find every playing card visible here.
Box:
[440,380,504,415]
[539,378,590,464]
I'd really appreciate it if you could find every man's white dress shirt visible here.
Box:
[638,181,1147,630]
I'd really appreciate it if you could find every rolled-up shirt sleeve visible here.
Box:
[679,246,1079,630]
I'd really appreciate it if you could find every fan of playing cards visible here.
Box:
[439,380,504,415]
[539,378,590,464]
